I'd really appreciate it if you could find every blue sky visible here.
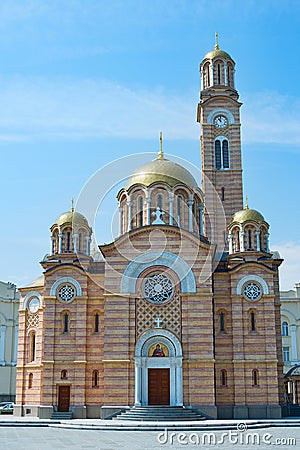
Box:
[0,0,299,290]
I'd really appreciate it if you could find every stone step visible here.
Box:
[51,411,73,420]
[113,406,206,422]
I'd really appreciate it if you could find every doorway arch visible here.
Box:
[134,329,183,406]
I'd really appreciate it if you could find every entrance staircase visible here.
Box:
[111,406,207,421]
[51,411,73,420]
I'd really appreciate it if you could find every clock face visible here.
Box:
[214,115,228,128]
[28,297,39,313]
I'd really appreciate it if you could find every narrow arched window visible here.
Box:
[215,140,222,170]
[219,312,225,333]
[61,370,68,379]
[29,333,36,362]
[221,187,225,202]
[28,373,33,389]
[157,195,162,210]
[220,369,227,386]
[63,313,69,333]
[92,370,99,388]
[222,140,229,168]
[248,229,252,250]
[66,232,71,252]
[282,321,289,336]
[94,313,99,333]
[177,196,182,227]
[217,64,221,84]
[250,311,256,332]
[252,369,259,386]
[138,197,143,227]
[78,233,82,252]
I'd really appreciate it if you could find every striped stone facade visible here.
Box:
[15,44,284,419]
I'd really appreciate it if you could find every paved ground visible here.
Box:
[0,423,300,450]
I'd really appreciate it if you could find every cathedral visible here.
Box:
[15,41,284,419]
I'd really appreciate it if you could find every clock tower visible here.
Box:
[197,36,243,247]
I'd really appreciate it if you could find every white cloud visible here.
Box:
[242,91,300,145]
[272,242,300,291]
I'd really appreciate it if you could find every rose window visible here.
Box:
[58,284,76,302]
[143,273,174,304]
[243,282,261,301]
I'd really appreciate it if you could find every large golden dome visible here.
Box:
[125,156,198,189]
[231,207,265,225]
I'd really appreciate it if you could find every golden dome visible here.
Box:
[203,48,233,62]
[55,210,89,228]
[231,208,265,225]
[125,156,198,189]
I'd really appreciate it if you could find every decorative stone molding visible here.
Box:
[236,275,269,296]
[50,277,82,297]
[121,250,196,294]
[23,291,43,309]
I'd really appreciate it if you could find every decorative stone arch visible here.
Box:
[134,329,183,406]
[236,275,269,295]
[50,277,82,297]
[23,291,43,310]
[208,108,235,125]
[121,250,196,294]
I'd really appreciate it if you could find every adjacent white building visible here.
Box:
[0,281,19,402]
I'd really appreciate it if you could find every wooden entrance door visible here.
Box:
[148,368,170,405]
[58,385,70,412]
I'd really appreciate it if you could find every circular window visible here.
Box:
[143,273,174,304]
[57,284,76,302]
[28,297,40,313]
[243,282,262,301]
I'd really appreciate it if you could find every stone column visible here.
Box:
[73,233,78,253]
[127,200,132,232]
[119,205,123,235]
[224,63,228,85]
[134,360,142,406]
[12,325,18,366]
[255,231,260,251]
[240,231,245,252]
[187,200,194,233]
[210,62,214,86]
[145,198,151,226]
[50,236,55,254]
[228,234,233,254]
[290,324,298,364]
[265,233,270,253]
[168,195,174,226]
[85,236,91,256]
[0,325,6,366]
[176,359,183,406]
[199,205,204,236]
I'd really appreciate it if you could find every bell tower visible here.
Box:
[197,35,243,246]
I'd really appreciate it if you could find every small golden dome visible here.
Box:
[125,156,198,189]
[55,210,89,228]
[231,208,265,225]
[203,48,233,62]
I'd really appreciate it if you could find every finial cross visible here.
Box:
[154,316,163,328]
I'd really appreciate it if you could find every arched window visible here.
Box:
[29,332,36,362]
[28,373,33,389]
[250,311,257,332]
[92,370,99,388]
[157,195,162,210]
[220,369,227,386]
[248,229,253,250]
[63,313,69,333]
[217,64,221,84]
[215,138,230,170]
[94,313,99,333]
[177,195,182,227]
[219,311,226,333]
[138,196,143,227]
[66,231,71,252]
[282,321,289,336]
[78,233,82,252]
[221,187,225,202]
[61,370,68,379]
[252,369,259,386]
